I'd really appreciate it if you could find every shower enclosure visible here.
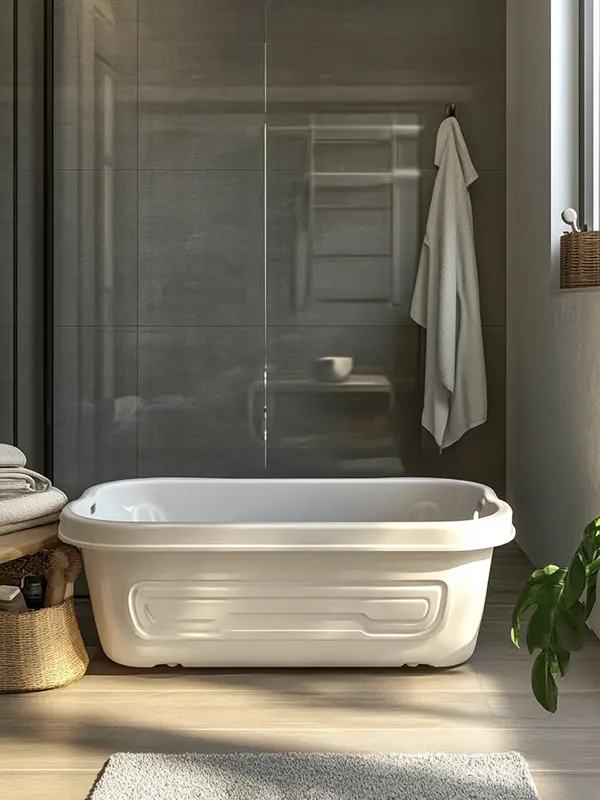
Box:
[2,0,507,499]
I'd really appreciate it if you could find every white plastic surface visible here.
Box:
[0,586,20,602]
[59,478,515,668]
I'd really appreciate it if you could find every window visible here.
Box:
[581,0,600,230]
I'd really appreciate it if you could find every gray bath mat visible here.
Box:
[89,752,539,799]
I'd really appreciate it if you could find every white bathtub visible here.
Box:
[59,478,514,669]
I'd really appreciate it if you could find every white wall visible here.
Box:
[507,0,600,572]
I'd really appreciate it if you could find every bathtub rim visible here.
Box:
[59,477,515,554]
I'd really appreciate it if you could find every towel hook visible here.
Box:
[445,103,457,118]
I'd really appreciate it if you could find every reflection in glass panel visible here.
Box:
[276,113,421,318]
[266,111,423,478]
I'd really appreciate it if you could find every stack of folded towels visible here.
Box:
[0,443,68,535]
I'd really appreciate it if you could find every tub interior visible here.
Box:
[75,479,497,525]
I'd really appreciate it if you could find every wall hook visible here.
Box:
[445,103,457,118]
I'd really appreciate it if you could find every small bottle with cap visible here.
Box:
[22,575,46,611]
[0,585,28,614]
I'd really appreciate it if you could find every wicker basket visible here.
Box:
[0,546,89,692]
[560,230,600,288]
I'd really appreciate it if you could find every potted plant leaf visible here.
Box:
[511,517,600,712]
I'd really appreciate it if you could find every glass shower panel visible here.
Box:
[265,0,427,478]
[51,0,505,493]
[54,0,139,498]
[53,0,265,499]
[0,0,14,444]
[136,0,265,481]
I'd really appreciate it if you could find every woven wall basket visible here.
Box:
[560,230,600,288]
[0,546,89,693]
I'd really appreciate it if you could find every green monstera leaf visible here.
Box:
[531,651,558,713]
[512,517,600,713]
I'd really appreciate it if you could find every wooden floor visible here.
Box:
[2,543,600,799]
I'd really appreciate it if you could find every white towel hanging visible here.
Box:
[410,117,487,449]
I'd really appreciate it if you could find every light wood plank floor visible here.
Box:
[2,542,600,799]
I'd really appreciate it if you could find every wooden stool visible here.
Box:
[0,523,60,566]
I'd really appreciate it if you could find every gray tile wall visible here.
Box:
[54,327,138,497]
[53,0,506,496]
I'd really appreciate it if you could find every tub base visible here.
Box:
[100,639,480,670]
[85,548,488,669]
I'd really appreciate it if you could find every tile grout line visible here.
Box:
[48,324,508,330]
[49,168,509,174]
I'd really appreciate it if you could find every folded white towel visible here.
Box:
[0,468,52,495]
[0,511,62,536]
[0,486,68,536]
[0,444,27,468]
[0,476,37,494]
